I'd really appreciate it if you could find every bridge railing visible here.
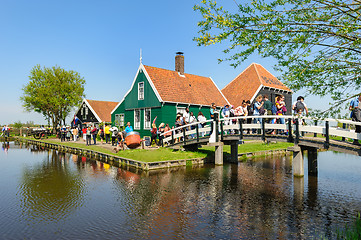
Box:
[160,115,361,147]
[160,120,213,146]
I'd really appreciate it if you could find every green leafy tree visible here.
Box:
[194,0,361,117]
[21,65,85,131]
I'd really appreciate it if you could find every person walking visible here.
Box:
[275,95,287,134]
[86,126,92,146]
[61,125,66,142]
[104,124,111,144]
[292,96,309,116]
[98,127,105,144]
[72,127,78,141]
[158,123,165,146]
[66,127,71,141]
[91,126,98,145]
[349,94,361,145]
[110,126,118,146]
[263,95,272,121]
[246,100,253,134]
[82,126,87,142]
[253,95,264,134]
[150,123,158,146]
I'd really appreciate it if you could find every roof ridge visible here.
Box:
[222,63,256,90]
[253,63,263,86]
[143,65,211,79]
[86,99,118,103]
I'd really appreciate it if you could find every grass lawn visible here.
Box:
[201,141,294,154]
[22,137,209,162]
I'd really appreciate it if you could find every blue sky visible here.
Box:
[0,0,330,125]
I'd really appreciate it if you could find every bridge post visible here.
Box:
[182,128,186,145]
[220,120,224,141]
[261,120,266,142]
[230,141,238,164]
[342,123,346,141]
[215,117,219,142]
[215,142,224,165]
[295,118,300,144]
[325,121,330,149]
[314,120,318,137]
[238,119,243,140]
[288,145,304,177]
[171,130,174,145]
[288,118,293,142]
[196,124,199,142]
[308,147,318,176]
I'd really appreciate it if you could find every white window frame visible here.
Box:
[176,107,187,117]
[144,108,151,129]
[114,114,124,127]
[138,82,144,100]
[134,109,141,130]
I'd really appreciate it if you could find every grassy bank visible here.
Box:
[336,213,361,239]
[18,137,292,162]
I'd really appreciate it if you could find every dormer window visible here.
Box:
[138,82,144,100]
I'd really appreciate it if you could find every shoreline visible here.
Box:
[14,136,292,171]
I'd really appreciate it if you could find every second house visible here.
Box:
[111,52,229,137]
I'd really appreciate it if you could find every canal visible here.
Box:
[0,141,361,239]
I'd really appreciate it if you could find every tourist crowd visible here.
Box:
[147,94,309,144]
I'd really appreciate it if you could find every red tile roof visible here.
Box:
[86,99,118,122]
[143,65,229,107]
[222,63,291,106]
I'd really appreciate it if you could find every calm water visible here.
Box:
[1,141,361,239]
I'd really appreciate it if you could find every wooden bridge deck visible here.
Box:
[167,132,361,156]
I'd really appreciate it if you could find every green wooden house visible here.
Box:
[111,53,229,137]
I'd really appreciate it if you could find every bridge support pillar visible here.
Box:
[208,142,224,165]
[215,143,224,165]
[307,148,318,176]
[288,145,304,177]
[230,141,238,164]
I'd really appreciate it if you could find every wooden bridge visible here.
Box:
[160,115,361,177]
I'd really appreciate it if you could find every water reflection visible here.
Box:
[19,150,85,223]
[2,141,9,153]
[1,143,361,239]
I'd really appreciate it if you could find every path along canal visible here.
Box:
[1,141,361,239]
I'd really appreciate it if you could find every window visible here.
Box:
[144,108,151,129]
[81,104,88,117]
[114,114,124,127]
[138,82,144,100]
[134,109,141,130]
[176,107,187,117]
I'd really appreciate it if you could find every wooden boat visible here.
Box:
[125,131,141,149]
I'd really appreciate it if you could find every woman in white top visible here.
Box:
[197,111,207,137]
[235,101,248,122]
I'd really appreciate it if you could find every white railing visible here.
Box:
[159,115,361,146]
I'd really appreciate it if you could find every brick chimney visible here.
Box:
[175,52,184,75]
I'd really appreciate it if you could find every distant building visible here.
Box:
[222,63,293,113]
[73,99,118,127]
[111,53,229,137]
